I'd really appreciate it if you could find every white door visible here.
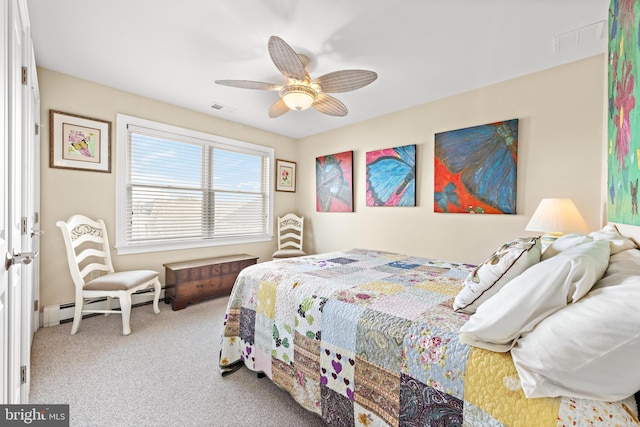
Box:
[26,48,41,338]
[3,0,35,404]
[7,0,24,404]
[20,45,40,403]
[0,0,9,405]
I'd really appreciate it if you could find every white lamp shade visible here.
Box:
[283,91,314,110]
[525,198,590,234]
[280,84,317,111]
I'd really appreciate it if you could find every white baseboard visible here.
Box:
[40,288,166,328]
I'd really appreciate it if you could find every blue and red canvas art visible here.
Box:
[366,144,416,207]
[434,119,518,214]
[316,150,353,212]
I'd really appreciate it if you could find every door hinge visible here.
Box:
[34,299,38,312]
[20,366,27,384]
[21,66,28,85]
[21,217,28,234]
[35,123,40,135]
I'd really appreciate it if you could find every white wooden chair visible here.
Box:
[57,214,161,335]
[272,213,306,260]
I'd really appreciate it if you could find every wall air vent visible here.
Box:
[209,102,236,113]
[553,20,606,53]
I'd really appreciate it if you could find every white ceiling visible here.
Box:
[26,0,609,139]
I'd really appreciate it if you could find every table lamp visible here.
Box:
[525,198,590,248]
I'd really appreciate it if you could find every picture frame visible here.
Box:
[275,159,297,192]
[49,110,112,173]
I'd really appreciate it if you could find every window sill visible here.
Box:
[114,234,273,255]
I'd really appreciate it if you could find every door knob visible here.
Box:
[5,251,38,270]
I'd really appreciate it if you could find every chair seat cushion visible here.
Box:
[85,270,158,291]
[273,249,306,259]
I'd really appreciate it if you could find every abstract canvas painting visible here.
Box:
[434,119,518,214]
[316,150,353,212]
[608,0,640,225]
[366,144,416,206]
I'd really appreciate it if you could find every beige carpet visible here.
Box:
[29,297,326,427]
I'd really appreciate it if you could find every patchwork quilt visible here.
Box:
[219,249,639,426]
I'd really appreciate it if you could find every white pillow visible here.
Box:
[458,240,610,352]
[540,233,593,260]
[511,248,640,401]
[589,223,638,255]
[453,237,541,314]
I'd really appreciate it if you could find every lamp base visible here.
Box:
[540,232,563,250]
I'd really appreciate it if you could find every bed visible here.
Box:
[219,228,640,426]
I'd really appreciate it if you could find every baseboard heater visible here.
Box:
[41,287,166,328]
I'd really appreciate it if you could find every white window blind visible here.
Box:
[115,114,273,254]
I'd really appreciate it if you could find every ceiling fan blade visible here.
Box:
[215,80,281,91]
[314,70,378,93]
[312,94,348,117]
[269,98,290,118]
[268,36,306,82]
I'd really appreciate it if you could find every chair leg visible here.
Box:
[120,293,132,336]
[152,278,161,314]
[71,296,83,335]
[105,296,112,316]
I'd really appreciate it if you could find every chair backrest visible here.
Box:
[277,213,304,251]
[56,215,115,292]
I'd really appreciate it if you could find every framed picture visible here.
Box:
[49,110,112,173]
[276,159,297,192]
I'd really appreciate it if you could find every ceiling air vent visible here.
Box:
[209,102,236,113]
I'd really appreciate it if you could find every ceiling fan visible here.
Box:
[215,36,378,118]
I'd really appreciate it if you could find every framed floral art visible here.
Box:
[49,110,111,173]
[276,159,297,192]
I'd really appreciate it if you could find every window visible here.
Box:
[115,114,274,254]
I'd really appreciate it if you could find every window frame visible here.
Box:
[115,113,274,255]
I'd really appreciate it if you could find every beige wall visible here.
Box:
[296,55,606,265]
[39,54,606,309]
[38,67,298,308]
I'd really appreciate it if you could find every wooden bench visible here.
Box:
[163,254,258,311]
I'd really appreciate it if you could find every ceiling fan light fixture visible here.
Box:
[280,84,317,111]
[216,36,377,118]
